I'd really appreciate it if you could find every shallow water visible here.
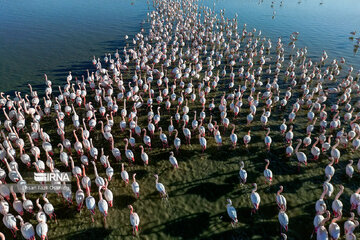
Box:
[0,0,149,92]
[212,0,360,65]
[0,0,359,92]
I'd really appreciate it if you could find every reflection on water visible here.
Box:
[0,0,359,92]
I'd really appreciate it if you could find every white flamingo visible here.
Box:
[169,151,179,168]
[154,174,167,198]
[239,161,247,184]
[226,199,238,227]
[316,184,328,215]
[332,185,344,217]
[98,186,108,223]
[346,160,354,178]
[278,210,289,232]
[250,183,260,214]
[17,215,35,240]
[276,186,287,211]
[328,213,341,240]
[85,187,96,222]
[121,163,129,184]
[325,158,335,179]
[295,139,307,171]
[128,205,140,235]
[132,173,140,198]
[263,159,273,184]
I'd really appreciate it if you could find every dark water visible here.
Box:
[0,0,359,92]
[0,0,149,92]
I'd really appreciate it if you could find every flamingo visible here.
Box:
[276,186,287,211]
[226,199,238,227]
[75,175,85,211]
[182,121,191,145]
[239,161,247,184]
[3,213,18,238]
[132,174,140,198]
[103,179,114,207]
[138,145,149,165]
[35,217,48,240]
[98,186,108,223]
[324,176,334,198]
[105,157,113,181]
[264,128,272,151]
[121,163,129,184]
[85,187,96,222]
[17,215,35,240]
[0,196,9,215]
[278,210,289,232]
[328,213,341,240]
[124,138,135,163]
[286,141,294,157]
[10,186,23,216]
[280,119,287,135]
[111,140,121,161]
[344,212,359,235]
[285,125,294,143]
[316,211,330,239]
[331,139,341,164]
[250,183,260,214]
[173,129,181,153]
[322,135,333,153]
[230,124,237,147]
[316,184,328,215]
[295,139,307,171]
[311,137,320,160]
[21,193,33,214]
[159,127,168,148]
[169,151,179,168]
[81,164,91,192]
[263,159,273,184]
[92,161,105,188]
[332,185,344,217]
[243,130,251,148]
[154,174,167,198]
[42,193,56,222]
[128,205,140,235]
[350,188,360,210]
[142,129,151,150]
[199,134,207,152]
[325,158,335,179]
[346,160,354,178]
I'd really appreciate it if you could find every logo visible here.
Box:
[34,172,71,182]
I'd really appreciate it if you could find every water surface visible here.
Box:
[1,0,359,92]
[0,0,149,91]
[0,0,359,92]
